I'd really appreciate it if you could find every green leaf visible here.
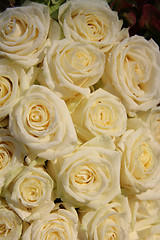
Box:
[49,0,66,20]
[51,0,63,3]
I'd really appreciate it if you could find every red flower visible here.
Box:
[110,0,160,46]
[122,11,137,26]
[139,4,160,32]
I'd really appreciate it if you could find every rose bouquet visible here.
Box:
[0,0,160,239]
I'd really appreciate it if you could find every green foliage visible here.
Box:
[28,0,67,20]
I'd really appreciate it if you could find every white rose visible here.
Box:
[22,203,79,240]
[131,107,160,146]
[118,120,160,195]
[0,204,22,240]
[4,166,55,222]
[102,35,160,116]
[58,0,127,52]
[129,197,160,240]
[0,58,39,121]
[0,1,60,68]
[79,199,130,240]
[147,106,160,145]
[39,38,105,99]
[49,135,121,209]
[9,85,77,160]
[70,88,127,142]
[0,59,19,120]
[0,129,25,193]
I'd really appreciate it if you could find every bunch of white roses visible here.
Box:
[0,0,160,239]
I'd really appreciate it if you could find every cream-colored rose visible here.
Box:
[4,166,55,222]
[0,129,25,193]
[0,1,61,68]
[79,198,130,240]
[39,38,105,99]
[131,107,160,146]
[0,59,19,120]
[102,35,160,116]
[22,203,79,240]
[9,85,77,160]
[48,135,121,209]
[58,0,127,52]
[70,88,127,142]
[0,58,39,121]
[129,197,160,240]
[0,59,26,120]
[147,106,160,145]
[0,204,22,240]
[118,119,160,195]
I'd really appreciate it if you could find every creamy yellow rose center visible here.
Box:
[61,46,95,74]
[20,178,43,204]
[124,54,146,97]
[0,222,11,236]
[74,164,97,184]
[0,142,13,170]
[69,161,110,196]
[130,139,155,179]
[0,76,12,106]
[72,11,107,41]
[5,18,26,38]
[100,218,119,240]
[75,50,91,69]
[89,103,113,128]
[26,103,51,134]
[59,45,97,87]
[40,220,67,239]
[106,232,117,240]
[139,143,153,170]
[86,13,105,38]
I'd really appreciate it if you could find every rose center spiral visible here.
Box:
[0,144,12,170]
[20,179,43,203]
[139,143,154,171]
[5,18,25,38]
[89,103,113,128]
[74,165,96,184]
[27,104,50,132]
[0,77,12,105]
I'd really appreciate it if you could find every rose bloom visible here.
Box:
[135,106,160,146]
[0,1,61,68]
[0,58,20,120]
[58,0,127,52]
[48,135,121,209]
[0,129,25,193]
[0,204,22,240]
[118,119,160,195]
[0,58,39,121]
[70,88,127,142]
[147,106,160,145]
[79,197,130,240]
[4,166,55,222]
[22,203,79,240]
[102,35,160,116]
[129,197,160,240]
[39,38,105,99]
[9,85,77,160]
